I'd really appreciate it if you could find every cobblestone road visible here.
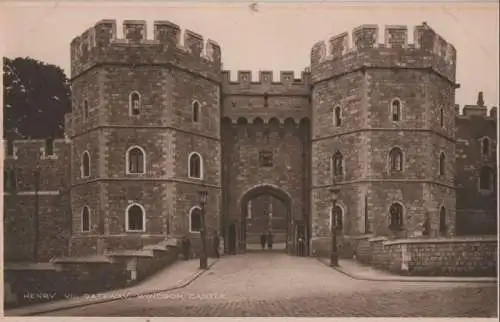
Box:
[43,253,498,317]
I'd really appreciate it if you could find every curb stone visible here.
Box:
[316,258,498,284]
[6,258,220,316]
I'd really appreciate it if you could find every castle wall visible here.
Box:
[455,107,497,235]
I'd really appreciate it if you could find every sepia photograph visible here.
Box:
[1,0,498,318]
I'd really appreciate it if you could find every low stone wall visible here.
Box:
[310,236,356,259]
[352,235,497,276]
[4,239,180,308]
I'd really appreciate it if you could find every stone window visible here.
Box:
[334,106,342,126]
[126,146,146,174]
[126,203,145,232]
[81,151,91,178]
[330,205,343,231]
[440,108,444,128]
[389,147,403,172]
[4,169,16,191]
[189,206,202,233]
[264,93,269,107]
[439,207,447,235]
[188,152,203,179]
[481,137,490,156]
[45,138,54,156]
[6,140,14,156]
[81,206,91,232]
[192,100,200,123]
[332,151,343,176]
[389,203,403,231]
[259,150,273,167]
[129,91,141,116]
[391,99,402,122]
[479,166,494,191]
[83,100,89,120]
[439,152,446,176]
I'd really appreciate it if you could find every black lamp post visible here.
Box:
[329,186,340,267]
[198,189,209,270]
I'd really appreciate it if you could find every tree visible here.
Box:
[3,57,71,140]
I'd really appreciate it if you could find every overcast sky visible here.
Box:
[1,0,498,108]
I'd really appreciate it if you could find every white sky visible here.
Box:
[0,0,498,107]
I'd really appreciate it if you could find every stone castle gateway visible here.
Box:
[3,20,497,262]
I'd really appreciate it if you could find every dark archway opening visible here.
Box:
[239,185,292,254]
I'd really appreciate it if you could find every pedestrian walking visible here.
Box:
[181,236,191,260]
[260,232,266,250]
[213,231,220,258]
[267,231,274,250]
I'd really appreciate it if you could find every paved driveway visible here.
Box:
[43,252,498,317]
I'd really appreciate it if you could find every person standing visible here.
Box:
[267,231,273,250]
[260,232,266,250]
[213,231,220,258]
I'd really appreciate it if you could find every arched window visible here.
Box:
[334,106,341,126]
[81,206,91,232]
[192,100,200,123]
[482,137,490,156]
[330,205,343,231]
[126,204,145,232]
[479,166,493,191]
[332,151,343,176]
[81,151,90,178]
[439,152,446,176]
[189,206,202,233]
[439,207,447,235]
[389,203,403,230]
[126,146,145,174]
[188,152,203,179]
[391,99,402,122]
[83,100,89,120]
[129,91,141,116]
[440,108,444,128]
[389,147,403,172]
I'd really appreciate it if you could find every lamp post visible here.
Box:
[198,189,209,270]
[329,186,340,267]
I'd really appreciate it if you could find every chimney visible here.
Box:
[477,91,485,107]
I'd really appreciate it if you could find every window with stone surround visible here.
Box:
[129,91,141,116]
[479,166,494,191]
[440,108,444,128]
[6,140,14,156]
[389,203,403,231]
[192,100,200,123]
[481,137,491,157]
[45,138,54,156]
[334,106,341,126]
[83,100,89,120]
[189,206,202,233]
[330,205,343,231]
[82,206,91,232]
[389,147,403,172]
[439,207,447,235]
[81,151,90,178]
[439,152,446,176]
[126,146,146,174]
[188,152,203,179]
[332,151,343,176]
[391,99,402,122]
[259,150,273,167]
[4,169,16,191]
[126,203,145,232]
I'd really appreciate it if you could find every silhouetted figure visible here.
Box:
[260,232,266,250]
[213,231,220,258]
[477,91,485,107]
[297,234,305,256]
[267,231,274,250]
[181,237,191,260]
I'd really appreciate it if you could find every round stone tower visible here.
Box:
[66,19,222,256]
[309,23,458,257]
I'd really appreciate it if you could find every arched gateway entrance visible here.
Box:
[237,184,293,253]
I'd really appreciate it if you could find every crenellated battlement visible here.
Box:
[455,104,498,120]
[70,19,222,79]
[310,23,456,83]
[221,70,310,96]
[3,138,71,161]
